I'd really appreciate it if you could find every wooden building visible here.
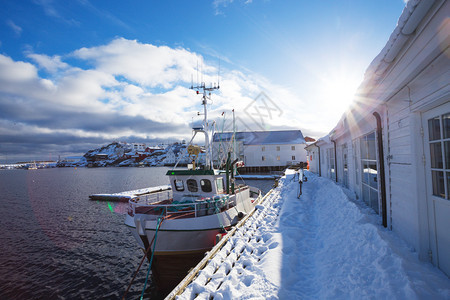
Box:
[308,0,449,276]
[213,130,307,172]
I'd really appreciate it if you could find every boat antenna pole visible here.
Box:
[191,80,219,169]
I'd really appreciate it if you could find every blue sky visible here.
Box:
[0,0,406,162]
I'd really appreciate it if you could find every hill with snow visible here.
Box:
[57,142,187,168]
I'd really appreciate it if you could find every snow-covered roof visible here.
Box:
[325,0,440,139]
[213,130,305,145]
[363,0,435,84]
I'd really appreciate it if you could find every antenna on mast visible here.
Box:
[218,59,221,89]
[196,60,199,87]
[190,60,220,170]
[201,61,203,86]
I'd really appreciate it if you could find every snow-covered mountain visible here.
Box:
[57,142,187,168]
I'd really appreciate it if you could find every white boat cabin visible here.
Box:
[167,169,227,201]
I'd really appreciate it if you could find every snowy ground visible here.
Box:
[176,170,450,299]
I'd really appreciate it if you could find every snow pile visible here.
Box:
[177,171,450,299]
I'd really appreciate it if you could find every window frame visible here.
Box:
[360,132,379,213]
[200,179,212,193]
[427,113,450,199]
[186,179,198,192]
[174,179,185,192]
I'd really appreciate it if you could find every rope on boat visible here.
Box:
[121,213,165,300]
[140,215,163,299]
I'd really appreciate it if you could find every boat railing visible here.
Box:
[129,194,237,218]
[134,190,173,205]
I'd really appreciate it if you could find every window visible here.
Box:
[174,180,184,191]
[200,179,212,192]
[216,178,224,193]
[353,140,359,186]
[292,156,296,160]
[277,156,280,161]
[327,148,335,180]
[360,132,379,212]
[186,179,198,192]
[291,146,295,151]
[276,146,280,151]
[428,113,450,199]
[342,144,349,188]
[262,156,265,161]
[262,146,265,152]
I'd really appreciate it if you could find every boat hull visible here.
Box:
[125,189,258,292]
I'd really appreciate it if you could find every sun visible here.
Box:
[322,75,362,114]
[326,77,360,107]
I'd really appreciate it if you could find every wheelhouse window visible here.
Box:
[428,113,450,199]
[186,179,198,192]
[360,132,379,212]
[174,180,184,192]
[200,179,212,193]
[216,178,224,193]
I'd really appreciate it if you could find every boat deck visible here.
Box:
[131,195,253,220]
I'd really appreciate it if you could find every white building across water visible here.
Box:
[213,130,307,172]
[306,0,449,277]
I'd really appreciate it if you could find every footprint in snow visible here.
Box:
[242,274,255,286]
[268,241,279,249]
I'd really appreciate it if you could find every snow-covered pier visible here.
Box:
[167,170,450,299]
[89,185,170,202]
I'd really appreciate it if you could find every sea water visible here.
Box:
[0,167,274,299]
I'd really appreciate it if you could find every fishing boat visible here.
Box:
[124,83,262,292]
[27,161,38,170]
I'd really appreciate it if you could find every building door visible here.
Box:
[422,101,450,277]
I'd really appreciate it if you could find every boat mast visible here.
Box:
[191,82,219,169]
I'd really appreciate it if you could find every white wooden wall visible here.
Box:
[243,143,307,167]
[312,0,449,275]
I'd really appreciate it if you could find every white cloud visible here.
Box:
[27,53,70,73]
[72,38,200,88]
[212,0,254,15]
[0,38,325,160]
[34,0,80,26]
[6,20,22,36]
[0,55,37,82]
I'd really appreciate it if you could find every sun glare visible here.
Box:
[321,75,361,115]
[326,78,360,107]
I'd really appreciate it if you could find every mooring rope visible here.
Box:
[121,213,165,300]
[140,215,164,300]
